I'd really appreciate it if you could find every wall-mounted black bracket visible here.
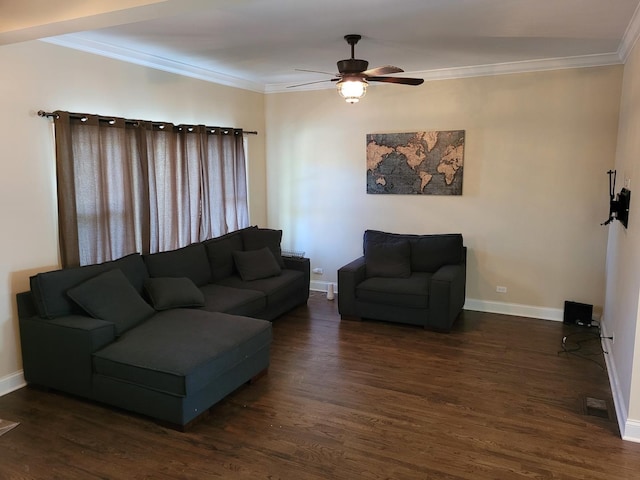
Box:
[601,170,631,228]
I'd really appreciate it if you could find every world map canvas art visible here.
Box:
[366,130,465,195]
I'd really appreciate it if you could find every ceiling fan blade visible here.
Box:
[362,65,404,76]
[287,78,337,88]
[367,76,424,86]
[295,68,338,76]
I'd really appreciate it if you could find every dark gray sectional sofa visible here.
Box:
[338,230,466,332]
[17,226,309,428]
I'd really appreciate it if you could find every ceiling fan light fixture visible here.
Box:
[337,78,367,103]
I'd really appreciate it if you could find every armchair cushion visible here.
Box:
[67,269,154,335]
[364,231,411,278]
[356,273,431,308]
[410,234,464,272]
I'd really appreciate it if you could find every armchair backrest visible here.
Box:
[363,230,464,274]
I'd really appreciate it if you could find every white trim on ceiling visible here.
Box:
[43,28,634,94]
[619,1,640,62]
[264,52,623,93]
[41,34,265,94]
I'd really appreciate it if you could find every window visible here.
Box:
[53,111,249,266]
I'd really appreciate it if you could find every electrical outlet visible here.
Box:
[496,286,507,293]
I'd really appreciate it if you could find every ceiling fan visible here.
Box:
[291,34,424,103]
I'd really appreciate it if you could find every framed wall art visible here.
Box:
[366,130,465,195]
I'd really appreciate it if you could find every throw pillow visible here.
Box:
[233,247,282,281]
[365,237,411,278]
[241,227,285,268]
[67,269,155,335]
[29,253,147,320]
[144,277,205,311]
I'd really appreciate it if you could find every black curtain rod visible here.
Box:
[37,110,258,135]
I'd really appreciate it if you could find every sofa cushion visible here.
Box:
[93,309,272,397]
[30,253,148,319]
[67,269,155,335]
[364,232,411,278]
[199,284,266,316]
[233,247,282,281]
[143,243,211,287]
[144,277,205,311]
[356,273,431,308]
[204,226,257,281]
[241,227,285,268]
[216,269,304,307]
[409,234,464,272]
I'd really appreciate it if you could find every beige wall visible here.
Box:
[0,40,266,388]
[266,67,622,316]
[604,35,640,440]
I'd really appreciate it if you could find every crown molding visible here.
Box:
[265,52,623,94]
[42,33,625,95]
[619,1,640,62]
[41,34,265,94]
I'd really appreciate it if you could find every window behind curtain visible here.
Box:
[54,111,249,267]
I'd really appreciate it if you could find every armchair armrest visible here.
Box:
[338,256,366,317]
[19,314,116,397]
[429,263,466,332]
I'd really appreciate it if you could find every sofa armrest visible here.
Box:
[283,256,310,300]
[283,256,310,273]
[429,263,466,332]
[337,256,366,317]
[19,314,116,397]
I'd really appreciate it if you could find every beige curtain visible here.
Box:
[54,111,249,267]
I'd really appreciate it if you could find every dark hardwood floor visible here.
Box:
[1,291,640,479]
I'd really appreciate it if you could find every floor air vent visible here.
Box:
[582,396,611,420]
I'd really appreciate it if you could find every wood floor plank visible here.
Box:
[1,291,639,479]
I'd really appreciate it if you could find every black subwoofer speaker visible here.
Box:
[563,301,593,327]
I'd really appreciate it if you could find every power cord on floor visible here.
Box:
[557,328,608,370]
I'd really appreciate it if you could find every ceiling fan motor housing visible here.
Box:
[337,58,369,74]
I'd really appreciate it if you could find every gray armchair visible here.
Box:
[338,230,466,332]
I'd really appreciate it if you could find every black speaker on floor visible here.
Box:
[563,301,593,327]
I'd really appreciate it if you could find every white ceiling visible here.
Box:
[3,0,640,93]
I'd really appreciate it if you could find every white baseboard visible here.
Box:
[462,298,564,321]
[600,324,640,443]
[0,371,25,397]
[313,284,564,322]
[311,281,335,293]
[623,420,640,443]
